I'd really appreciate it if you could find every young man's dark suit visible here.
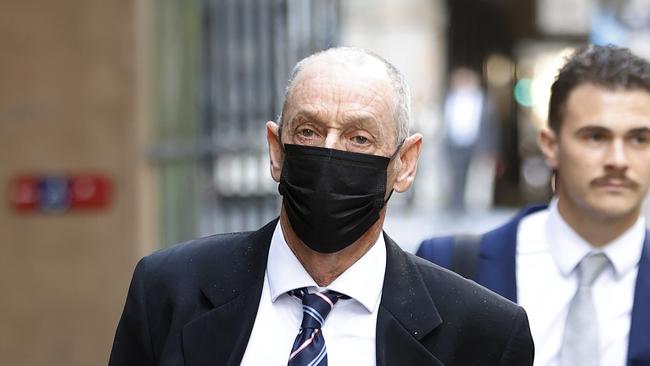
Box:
[417,205,650,365]
[110,219,534,366]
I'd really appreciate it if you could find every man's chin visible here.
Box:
[584,198,641,222]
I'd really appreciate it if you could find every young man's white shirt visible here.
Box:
[517,199,645,366]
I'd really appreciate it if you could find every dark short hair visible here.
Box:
[548,44,650,132]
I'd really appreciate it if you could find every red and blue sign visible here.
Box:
[8,174,113,213]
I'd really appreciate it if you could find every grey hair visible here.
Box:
[278,47,411,147]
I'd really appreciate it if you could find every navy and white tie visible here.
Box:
[287,288,348,366]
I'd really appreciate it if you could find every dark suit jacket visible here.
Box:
[417,205,650,366]
[109,219,534,366]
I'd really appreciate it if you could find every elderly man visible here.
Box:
[418,44,650,366]
[109,47,534,366]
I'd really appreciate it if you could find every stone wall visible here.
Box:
[0,1,154,364]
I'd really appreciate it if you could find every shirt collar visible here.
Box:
[547,198,646,278]
[602,216,646,278]
[266,221,386,313]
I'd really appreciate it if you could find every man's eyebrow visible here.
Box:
[342,111,381,124]
[343,112,386,133]
[289,110,324,125]
[574,125,611,135]
[290,110,382,130]
[627,127,650,134]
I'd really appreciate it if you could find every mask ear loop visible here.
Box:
[277,125,287,154]
[383,139,405,205]
[389,140,404,161]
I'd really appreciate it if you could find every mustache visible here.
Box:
[590,174,639,189]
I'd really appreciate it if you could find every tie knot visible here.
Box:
[289,288,348,329]
[578,252,610,288]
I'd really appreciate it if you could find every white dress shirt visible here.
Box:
[517,199,645,366]
[240,222,387,366]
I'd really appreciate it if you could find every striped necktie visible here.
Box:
[287,288,348,366]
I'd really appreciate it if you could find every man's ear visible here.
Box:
[537,127,559,169]
[392,133,423,193]
[266,121,283,182]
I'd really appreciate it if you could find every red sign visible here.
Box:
[69,175,112,209]
[8,174,113,213]
[8,176,40,212]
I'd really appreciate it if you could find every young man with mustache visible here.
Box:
[418,44,650,366]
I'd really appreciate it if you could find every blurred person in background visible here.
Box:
[109,47,534,366]
[417,44,650,366]
[442,67,499,213]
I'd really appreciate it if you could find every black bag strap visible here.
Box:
[451,234,482,280]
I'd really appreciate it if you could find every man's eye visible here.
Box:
[353,136,369,145]
[586,133,606,142]
[632,135,649,145]
[299,128,315,137]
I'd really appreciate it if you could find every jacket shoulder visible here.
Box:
[136,219,277,301]
[413,254,521,313]
[148,230,252,260]
[142,231,254,277]
[411,255,533,363]
[413,254,528,336]
[415,236,454,268]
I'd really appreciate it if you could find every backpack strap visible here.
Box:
[451,234,482,280]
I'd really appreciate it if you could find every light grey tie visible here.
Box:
[559,252,611,366]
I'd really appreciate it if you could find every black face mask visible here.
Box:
[278,142,400,253]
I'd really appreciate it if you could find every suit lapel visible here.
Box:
[182,219,277,366]
[473,207,650,364]
[478,205,547,302]
[376,233,444,366]
[182,280,265,366]
[627,231,650,366]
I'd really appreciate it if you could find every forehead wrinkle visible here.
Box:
[284,73,331,125]
[285,58,397,143]
[288,107,328,129]
[283,74,323,125]
[334,79,396,141]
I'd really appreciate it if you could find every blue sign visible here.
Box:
[39,176,71,212]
